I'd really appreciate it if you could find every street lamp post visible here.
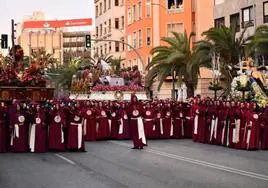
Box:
[99,25,145,71]
[92,38,145,71]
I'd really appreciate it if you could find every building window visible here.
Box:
[104,0,107,12]
[133,5,137,22]
[108,0,111,9]
[100,3,102,15]
[133,32,137,48]
[168,0,183,10]
[146,28,151,46]
[127,35,132,51]
[242,6,254,28]
[96,5,98,17]
[230,13,240,32]
[100,24,103,36]
[100,46,103,55]
[138,29,142,48]
[167,23,184,37]
[108,19,111,32]
[128,7,132,24]
[214,17,225,28]
[96,26,99,37]
[104,43,107,54]
[109,42,112,52]
[146,0,151,17]
[115,18,119,29]
[115,41,120,52]
[115,0,119,6]
[264,1,268,23]
[138,1,142,20]
[104,21,107,34]
[121,16,125,29]
[122,39,125,51]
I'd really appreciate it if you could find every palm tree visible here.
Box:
[194,25,248,94]
[146,31,210,99]
[31,48,56,67]
[246,25,268,58]
[109,56,124,76]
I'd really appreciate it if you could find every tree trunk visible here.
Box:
[186,85,195,98]
[184,80,195,98]
[172,67,176,100]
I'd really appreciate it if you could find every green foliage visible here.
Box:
[109,56,124,76]
[31,48,57,67]
[246,25,268,57]
[195,25,249,94]
[146,31,211,97]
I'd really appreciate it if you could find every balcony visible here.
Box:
[63,41,85,48]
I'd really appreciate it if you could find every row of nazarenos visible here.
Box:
[0,95,267,153]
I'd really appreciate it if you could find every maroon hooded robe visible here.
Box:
[48,106,66,151]
[29,105,47,153]
[67,107,85,151]
[83,106,97,141]
[128,94,146,149]
[10,105,29,152]
[117,104,130,140]
[0,104,8,153]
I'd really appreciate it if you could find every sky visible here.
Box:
[0,0,95,35]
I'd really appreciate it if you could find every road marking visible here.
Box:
[55,154,76,165]
[108,141,268,182]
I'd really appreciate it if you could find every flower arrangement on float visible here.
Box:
[0,63,46,87]
[91,84,144,92]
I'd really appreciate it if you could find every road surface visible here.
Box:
[1,139,268,188]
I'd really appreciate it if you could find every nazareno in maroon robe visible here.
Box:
[83,107,97,141]
[160,107,172,139]
[10,109,29,152]
[117,106,130,140]
[29,108,47,153]
[143,107,157,139]
[67,108,85,151]
[0,105,8,153]
[96,108,110,140]
[128,105,146,149]
[48,108,66,151]
[260,107,268,150]
[243,109,260,150]
[109,108,120,139]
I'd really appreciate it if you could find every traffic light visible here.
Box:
[1,34,8,49]
[85,35,91,49]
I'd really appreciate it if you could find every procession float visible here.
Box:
[230,57,268,107]
[0,45,54,101]
[69,59,147,101]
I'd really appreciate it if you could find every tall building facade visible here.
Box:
[124,0,214,72]
[214,0,268,37]
[18,17,92,64]
[124,0,214,98]
[94,0,126,59]
[125,0,194,72]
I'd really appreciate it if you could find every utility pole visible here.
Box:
[11,19,16,62]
